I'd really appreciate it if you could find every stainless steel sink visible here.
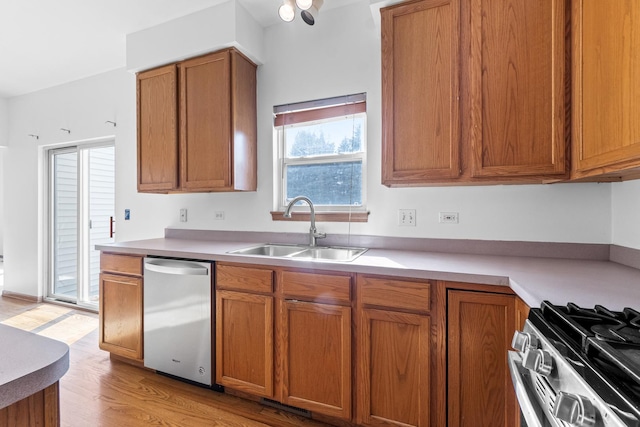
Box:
[289,246,368,262]
[228,244,307,258]
[228,244,367,262]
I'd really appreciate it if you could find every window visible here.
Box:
[274,93,367,219]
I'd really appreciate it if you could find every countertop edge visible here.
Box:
[96,238,640,311]
[0,325,70,409]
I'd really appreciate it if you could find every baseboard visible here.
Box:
[1,290,43,303]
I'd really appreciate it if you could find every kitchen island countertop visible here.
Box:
[0,324,69,409]
[97,236,640,311]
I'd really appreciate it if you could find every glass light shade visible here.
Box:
[301,7,317,25]
[300,0,323,25]
[295,0,313,10]
[278,2,295,22]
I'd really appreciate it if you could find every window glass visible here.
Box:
[286,161,363,206]
[276,102,366,211]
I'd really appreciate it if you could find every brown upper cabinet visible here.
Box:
[571,1,640,181]
[137,64,178,192]
[381,0,569,186]
[137,48,257,193]
[468,0,568,179]
[381,0,461,185]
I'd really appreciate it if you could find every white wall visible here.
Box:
[3,0,617,298]
[0,147,4,256]
[612,180,640,250]
[1,98,9,256]
[5,70,135,297]
[0,98,8,147]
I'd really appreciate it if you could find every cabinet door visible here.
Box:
[469,0,567,178]
[281,300,351,420]
[572,1,640,177]
[447,291,518,427]
[358,308,431,427]
[99,273,143,360]
[381,0,461,185]
[180,51,232,191]
[215,290,274,398]
[137,64,178,192]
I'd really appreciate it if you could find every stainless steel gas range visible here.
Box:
[509,301,640,427]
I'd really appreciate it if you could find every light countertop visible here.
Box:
[0,324,69,409]
[98,237,640,311]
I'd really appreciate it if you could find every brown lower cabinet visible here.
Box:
[447,287,525,427]
[215,263,275,397]
[281,300,351,419]
[98,255,527,427]
[216,289,274,397]
[356,275,434,427]
[99,253,144,362]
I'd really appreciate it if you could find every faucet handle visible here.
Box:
[315,231,327,239]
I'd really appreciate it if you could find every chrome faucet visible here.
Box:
[283,196,326,247]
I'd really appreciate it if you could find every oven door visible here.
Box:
[508,351,562,427]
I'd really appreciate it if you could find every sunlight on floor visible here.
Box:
[1,303,98,345]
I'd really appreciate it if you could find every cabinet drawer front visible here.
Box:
[100,253,143,276]
[281,271,351,304]
[359,276,431,313]
[216,264,273,293]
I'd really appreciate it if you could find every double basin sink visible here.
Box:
[228,243,368,262]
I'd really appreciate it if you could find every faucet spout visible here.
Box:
[283,196,326,247]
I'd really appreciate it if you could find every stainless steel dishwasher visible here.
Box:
[143,257,212,386]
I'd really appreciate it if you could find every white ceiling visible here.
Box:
[0,0,361,98]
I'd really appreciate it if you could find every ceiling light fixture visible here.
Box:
[279,0,324,25]
[278,0,296,22]
[295,0,313,10]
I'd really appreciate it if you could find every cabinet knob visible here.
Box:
[522,349,554,377]
[553,392,596,427]
[511,331,539,353]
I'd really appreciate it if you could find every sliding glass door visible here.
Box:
[49,143,115,308]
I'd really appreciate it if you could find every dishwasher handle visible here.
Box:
[144,259,209,276]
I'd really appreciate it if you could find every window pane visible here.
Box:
[286,161,362,206]
[53,151,78,299]
[88,146,115,304]
[285,117,364,158]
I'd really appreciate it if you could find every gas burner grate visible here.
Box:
[590,306,640,346]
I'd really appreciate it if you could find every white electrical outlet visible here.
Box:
[439,212,459,224]
[214,211,225,220]
[398,209,416,226]
[180,208,187,222]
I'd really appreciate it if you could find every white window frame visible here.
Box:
[274,95,367,214]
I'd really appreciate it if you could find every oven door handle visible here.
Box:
[508,351,555,427]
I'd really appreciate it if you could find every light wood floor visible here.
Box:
[0,296,331,427]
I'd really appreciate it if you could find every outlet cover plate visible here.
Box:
[439,212,459,224]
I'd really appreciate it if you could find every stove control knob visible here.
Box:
[511,331,539,352]
[553,392,596,427]
[522,349,554,376]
